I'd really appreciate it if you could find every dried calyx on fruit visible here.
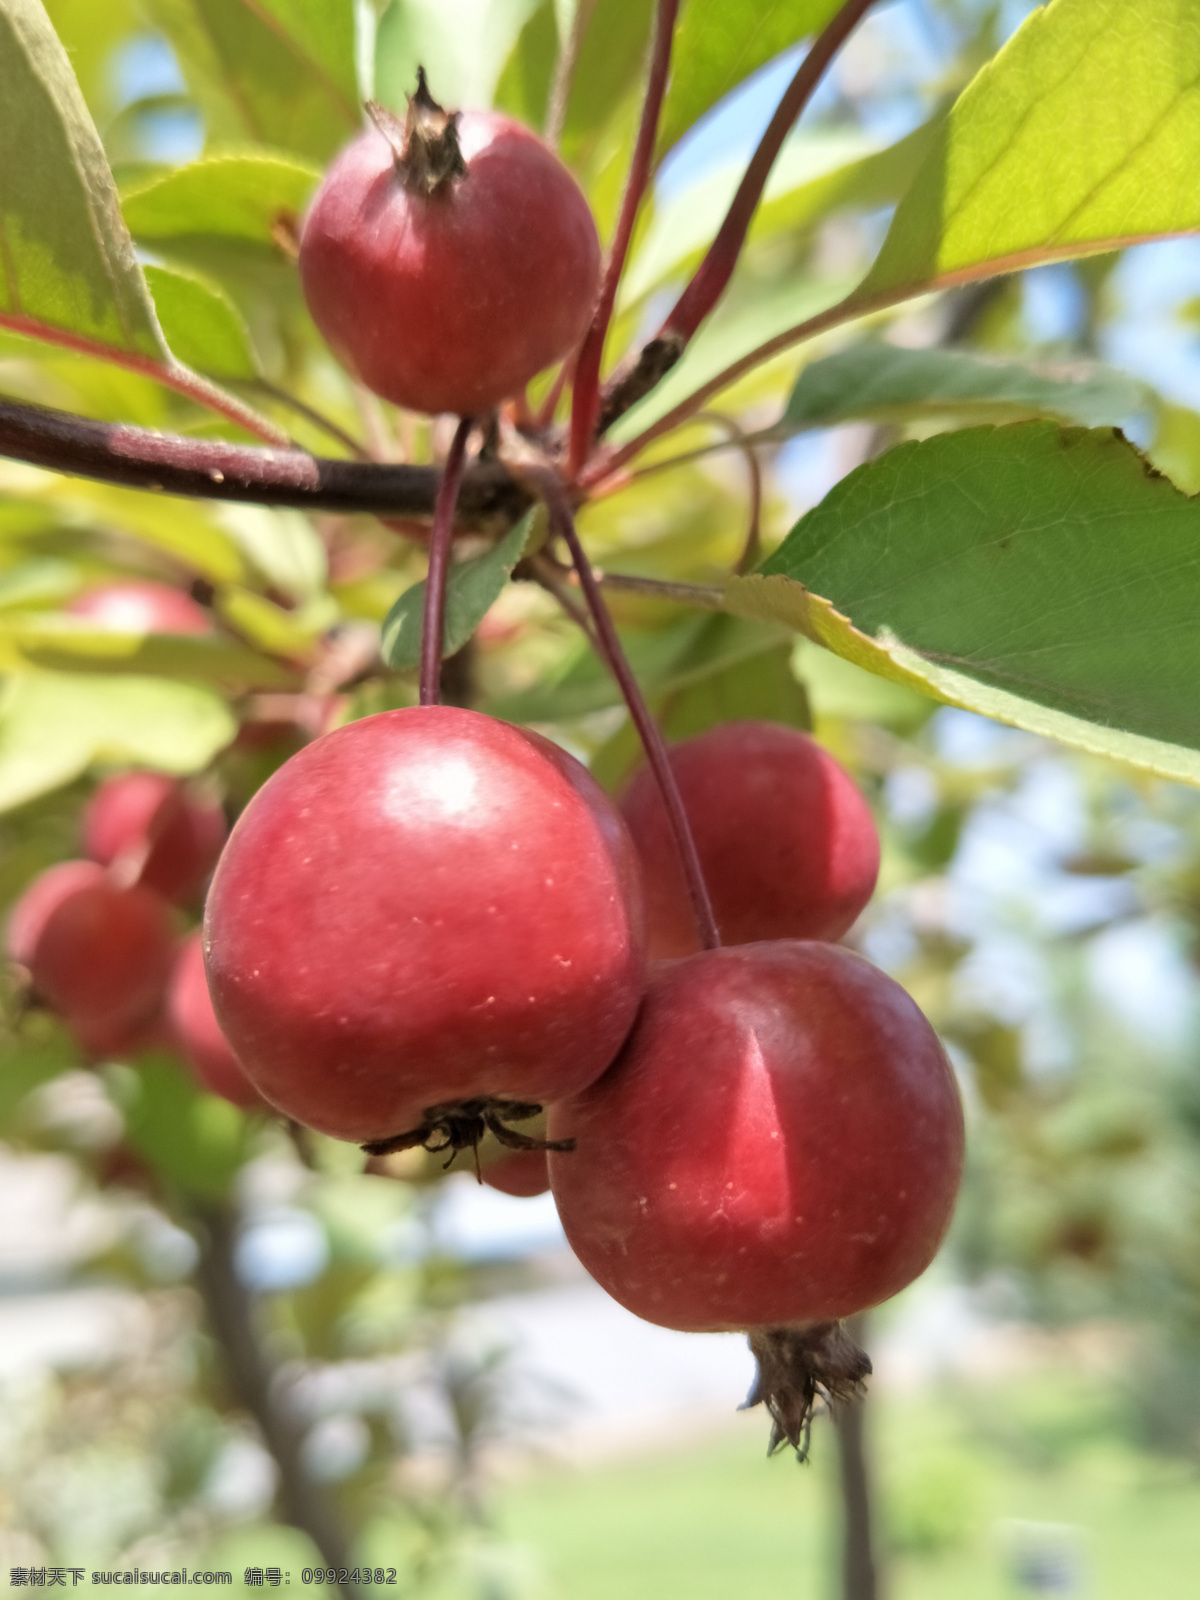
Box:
[203,705,646,1151]
[298,71,601,417]
[548,942,964,1457]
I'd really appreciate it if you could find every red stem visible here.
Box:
[568,0,680,475]
[533,474,720,952]
[660,0,878,346]
[419,416,474,706]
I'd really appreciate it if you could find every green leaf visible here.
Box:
[845,0,1200,317]
[0,616,297,691]
[728,423,1200,788]
[491,608,789,723]
[381,512,535,671]
[774,343,1151,434]
[495,0,652,167]
[656,0,843,159]
[118,1054,250,1201]
[375,0,543,112]
[0,670,237,811]
[122,152,320,247]
[144,0,361,162]
[144,263,261,381]
[0,0,168,361]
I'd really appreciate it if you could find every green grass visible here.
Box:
[493,1370,1200,1600]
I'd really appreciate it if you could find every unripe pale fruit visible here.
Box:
[84,772,227,906]
[299,80,601,417]
[168,933,260,1109]
[7,860,176,1038]
[548,942,963,1450]
[204,706,646,1144]
[67,581,211,635]
[619,721,879,958]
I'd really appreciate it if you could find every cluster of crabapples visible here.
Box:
[7,75,964,1446]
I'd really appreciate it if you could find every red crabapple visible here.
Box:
[619,721,879,958]
[67,581,212,635]
[481,1149,551,1198]
[203,706,646,1146]
[168,933,260,1109]
[548,942,963,1453]
[7,861,176,1043]
[84,772,226,905]
[299,74,601,417]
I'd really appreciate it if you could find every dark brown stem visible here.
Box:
[599,0,879,435]
[832,1315,882,1600]
[0,396,531,525]
[568,0,680,474]
[190,1200,355,1593]
[420,416,474,706]
[531,472,720,951]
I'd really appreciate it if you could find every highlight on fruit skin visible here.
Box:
[298,73,601,417]
[203,705,647,1146]
[548,940,964,1453]
[619,720,880,959]
[66,580,212,636]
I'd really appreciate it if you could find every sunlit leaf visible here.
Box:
[382,512,535,670]
[375,0,543,112]
[845,0,1200,316]
[0,0,168,362]
[773,343,1151,433]
[727,423,1200,787]
[122,151,320,247]
[145,263,261,380]
[0,669,236,811]
[0,615,297,690]
[144,0,361,161]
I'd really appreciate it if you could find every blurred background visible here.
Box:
[5,0,1200,1595]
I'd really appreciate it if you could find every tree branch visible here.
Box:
[597,0,879,435]
[191,1200,356,1594]
[0,396,532,527]
[567,0,681,474]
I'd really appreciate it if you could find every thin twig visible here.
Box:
[597,0,879,434]
[0,396,531,524]
[420,417,474,706]
[250,379,368,458]
[568,0,681,475]
[528,552,600,643]
[545,0,601,147]
[191,1200,354,1594]
[687,411,762,573]
[540,554,725,611]
[0,312,290,446]
[529,470,720,951]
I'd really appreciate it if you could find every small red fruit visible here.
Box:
[168,934,260,1109]
[548,942,963,1452]
[83,772,227,905]
[481,1149,551,1198]
[203,706,646,1145]
[299,74,601,417]
[7,860,176,1042]
[67,581,212,635]
[619,721,879,958]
